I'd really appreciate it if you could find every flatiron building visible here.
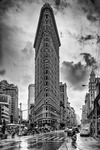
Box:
[34,3,61,127]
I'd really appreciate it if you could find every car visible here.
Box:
[68,128,73,136]
[64,127,73,136]
[0,126,7,139]
[80,128,90,136]
[21,130,28,136]
[64,127,69,132]
[73,127,79,133]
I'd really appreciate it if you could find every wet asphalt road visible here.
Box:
[7,131,65,150]
[1,131,100,150]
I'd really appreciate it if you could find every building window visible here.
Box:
[45,59,48,63]
[45,87,48,91]
[46,106,47,110]
[46,81,48,85]
[45,70,48,74]
[46,76,48,80]
[46,113,47,117]
[46,14,49,19]
[46,93,48,97]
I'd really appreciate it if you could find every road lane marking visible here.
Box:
[59,137,64,141]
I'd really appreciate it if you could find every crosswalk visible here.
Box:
[27,134,65,143]
[26,134,65,150]
[0,133,65,150]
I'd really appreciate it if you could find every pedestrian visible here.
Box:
[71,130,77,148]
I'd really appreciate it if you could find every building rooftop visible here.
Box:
[34,3,61,48]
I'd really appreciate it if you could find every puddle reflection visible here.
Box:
[28,132,65,150]
[8,131,65,150]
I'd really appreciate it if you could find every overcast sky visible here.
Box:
[0,0,100,120]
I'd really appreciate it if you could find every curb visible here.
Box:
[93,136,100,142]
[58,142,68,150]
[0,135,34,149]
[0,141,20,149]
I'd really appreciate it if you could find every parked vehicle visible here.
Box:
[67,128,73,136]
[80,128,90,136]
[64,127,69,132]
[80,122,90,136]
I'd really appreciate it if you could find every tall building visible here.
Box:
[89,69,96,111]
[34,3,61,127]
[70,107,76,127]
[59,82,67,126]
[0,94,11,124]
[81,105,87,123]
[94,78,100,137]
[85,93,90,118]
[30,104,35,128]
[0,80,18,123]
[18,108,22,124]
[28,84,35,120]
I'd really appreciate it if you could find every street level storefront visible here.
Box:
[94,93,100,137]
[88,93,100,137]
[35,119,59,130]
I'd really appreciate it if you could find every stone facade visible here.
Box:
[28,84,35,121]
[82,69,100,137]
[34,3,61,128]
[59,82,67,126]
[0,80,18,123]
[0,94,11,124]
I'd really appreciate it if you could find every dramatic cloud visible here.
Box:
[90,0,100,14]
[87,14,98,22]
[78,0,100,22]
[0,68,6,76]
[90,0,95,4]
[21,75,33,85]
[0,23,22,60]
[0,0,23,15]
[54,0,71,12]
[21,42,34,60]
[61,61,89,91]
[0,0,99,119]
[78,35,94,44]
[80,53,97,69]
[55,0,60,6]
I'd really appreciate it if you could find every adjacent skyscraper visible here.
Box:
[28,84,35,120]
[89,69,96,111]
[34,3,61,127]
[0,80,18,123]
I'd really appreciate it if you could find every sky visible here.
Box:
[0,0,100,120]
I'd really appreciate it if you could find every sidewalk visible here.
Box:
[58,141,80,150]
[0,135,34,149]
[58,138,79,150]
[58,137,79,150]
[93,136,100,142]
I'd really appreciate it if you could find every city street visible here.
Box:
[0,1,100,150]
[0,131,100,150]
[63,133,100,150]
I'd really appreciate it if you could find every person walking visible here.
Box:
[71,130,77,148]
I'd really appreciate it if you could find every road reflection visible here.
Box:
[27,131,65,150]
